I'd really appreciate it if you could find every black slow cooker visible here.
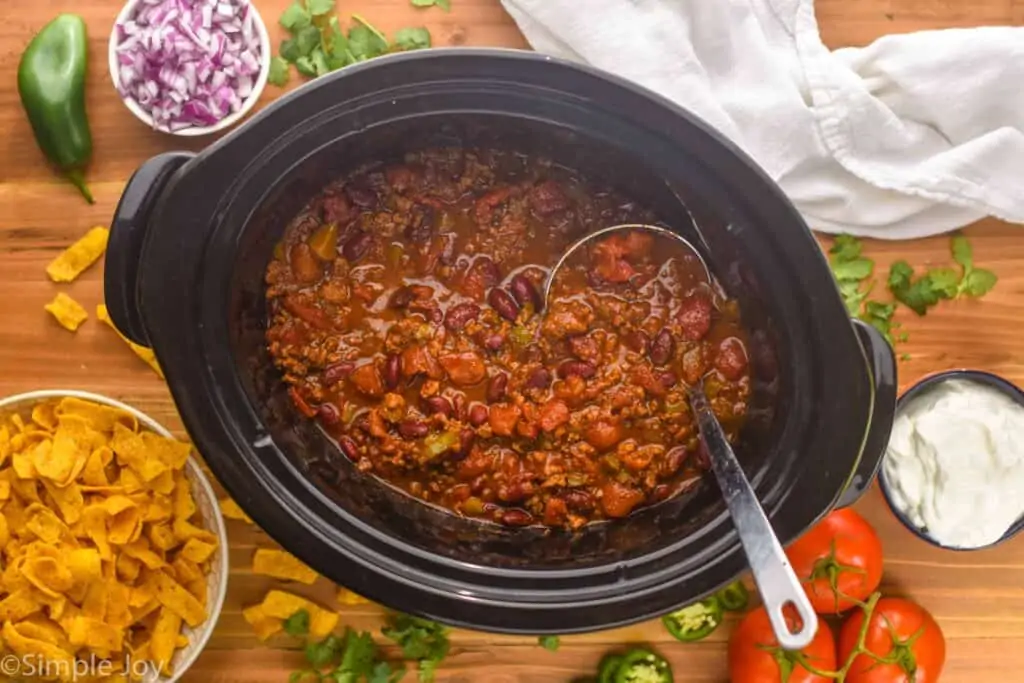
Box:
[104,49,896,633]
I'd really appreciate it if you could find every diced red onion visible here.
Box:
[115,0,263,131]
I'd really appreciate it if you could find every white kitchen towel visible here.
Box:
[499,0,1024,239]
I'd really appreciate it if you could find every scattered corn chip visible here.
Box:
[46,226,109,283]
[218,497,253,524]
[96,304,164,378]
[252,549,318,585]
[44,292,89,332]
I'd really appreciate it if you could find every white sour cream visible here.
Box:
[883,378,1024,549]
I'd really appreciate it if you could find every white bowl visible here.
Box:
[0,389,229,683]
[108,0,271,137]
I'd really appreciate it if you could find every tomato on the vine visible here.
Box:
[839,597,945,683]
[728,606,836,683]
[786,508,883,614]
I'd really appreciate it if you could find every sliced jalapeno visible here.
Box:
[613,647,673,683]
[597,653,624,683]
[661,596,723,642]
[716,580,750,612]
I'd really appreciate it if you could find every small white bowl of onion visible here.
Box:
[109,0,271,136]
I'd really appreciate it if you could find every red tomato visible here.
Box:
[839,597,945,683]
[728,606,837,683]
[786,508,883,614]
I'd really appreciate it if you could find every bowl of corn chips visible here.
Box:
[0,390,228,682]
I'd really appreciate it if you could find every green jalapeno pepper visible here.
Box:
[17,14,94,203]
[661,596,723,642]
[597,653,625,683]
[716,580,750,612]
[613,647,673,683]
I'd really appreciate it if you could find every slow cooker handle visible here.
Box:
[105,152,195,346]
[835,319,898,508]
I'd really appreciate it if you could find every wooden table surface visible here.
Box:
[1,1,1022,681]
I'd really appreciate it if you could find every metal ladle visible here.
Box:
[543,224,818,651]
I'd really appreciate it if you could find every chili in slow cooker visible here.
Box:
[265,148,751,528]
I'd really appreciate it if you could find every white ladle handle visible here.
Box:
[690,389,818,651]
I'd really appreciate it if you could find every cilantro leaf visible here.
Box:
[411,0,451,8]
[860,300,896,342]
[307,0,336,16]
[349,15,389,60]
[926,267,960,299]
[284,609,311,637]
[830,257,873,282]
[280,38,302,63]
[538,635,560,651]
[305,634,345,668]
[892,276,940,316]
[382,614,450,683]
[829,234,862,262]
[295,24,323,57]
[394,27,431,51]
[951,233,973,270]
[310,46,331,76]
[268,56,291,86]
[280,1,313,31]
[369,662,406,683]
[961,268,998,297]
[838,280,869,316]
[290,671,321,683]
[887,260,914,293]
[295,55,317,77]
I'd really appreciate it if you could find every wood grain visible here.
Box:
[0,1,1022,681]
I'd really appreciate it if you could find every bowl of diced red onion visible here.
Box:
[109,0,270,136]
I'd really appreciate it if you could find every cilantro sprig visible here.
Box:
[538,635,561,652]
[381,614,450,683]
[888,233,997,315]
[827,232,997,349]
[271,0,433,86]
[411,0,451,10]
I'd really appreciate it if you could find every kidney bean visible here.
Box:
[399,419,429,439]
[389,286,413,309]
[342,231,372,262]
[344,183,377,208]
[322,361,355,386]
[384,354,401,391]
[714,337,749,381]
[488,288,520,322]
[451,393,468,421]
[650,328,675,366]
[525,367,552,390]
[468,403,489,427]
[423,396,452,417]
[623,330,650,354]
[480,332,505,351]
[501,508,534,527]
[317,403,340,426]
[564,489,595,513]
[338,436,360,460]
[558,360,596,379]
[651,484,673,503]
[660,371,679,388]
[677,292,713,340]
[487,372,508,402]
[444,302,481,331]
[662,446,689,477]
[458,428,475,456]
[509,273,543,312]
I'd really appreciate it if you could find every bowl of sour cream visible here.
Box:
[879,370,1024,550]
